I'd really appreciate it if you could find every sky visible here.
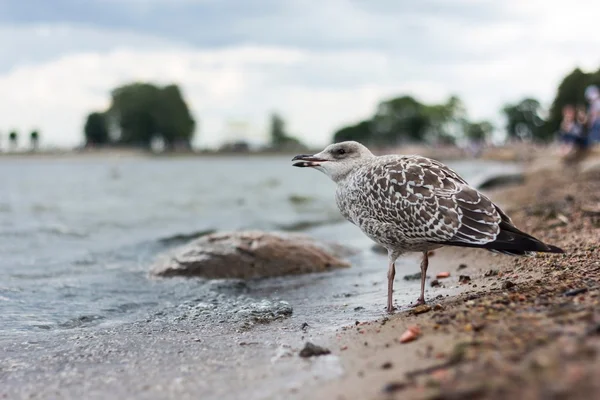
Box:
[0,0,599,149]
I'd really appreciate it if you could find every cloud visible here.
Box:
[0,44,399,148]
[1,1,599,148]
[0,24,187,72]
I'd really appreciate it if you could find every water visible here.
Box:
[0,155,519,338]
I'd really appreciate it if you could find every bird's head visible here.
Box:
[292,141,374,182]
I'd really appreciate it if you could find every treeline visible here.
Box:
[82,66,600,151]
[333,66,600,146]
[84,82,308,152]
[333,95,491,146]
[84,83,196,150]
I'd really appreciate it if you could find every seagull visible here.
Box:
[292,141,564,313]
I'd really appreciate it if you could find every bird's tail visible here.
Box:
[439,221,565,256]
[481,221,565,256]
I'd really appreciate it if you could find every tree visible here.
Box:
[270,112,287,147]
[502,98,545,141]
[30,130,39,150]
[84,112,110,146]
[335,95,469,146]
[545,67,600,137]
[268,112,306,150]
[372,95,430,144]
[465,121,494,142]
[8,130,17,150]
[86,82,196,149]
[154,84,196,150]
[333,120,374,143]
[108,83,162,147]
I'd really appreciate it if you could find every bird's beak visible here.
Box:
[291,154,328,167]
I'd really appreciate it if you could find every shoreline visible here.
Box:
[0,143,560,163]
[1,152,599,400]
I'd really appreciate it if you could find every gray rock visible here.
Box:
[151,230,353,279]
[477,173,524,190]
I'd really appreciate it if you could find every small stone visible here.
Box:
[459,275,471,284]
[383,381,407,393]
[299,342,331,358]
[503,281,516,290]
[399,326,421,343]
[403,272,427,281]
[457,263,468,270]
[381,362,393,369]
[564,288,588,297]
[431,279,441,287]
[412,304,432,315]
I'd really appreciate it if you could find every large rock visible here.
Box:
[151,231,353,279]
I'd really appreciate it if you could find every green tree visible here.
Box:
[465,121,494,142]
[421,96,468,143]
[30,130,39,150]
[269,112,305,150]
[545,67,600,137]
[154,84,196,150]
[84,112,110,146]
[104,82,196,149]
[8,130,17,150]
[333,120,374,143]
[502,98,545,141]
[372,95,430,144]
[270,112,287,147]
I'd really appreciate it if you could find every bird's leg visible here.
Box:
[387,260,396,313]
[416,251,429,306]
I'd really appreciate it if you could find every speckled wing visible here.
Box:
[367,155,502,246]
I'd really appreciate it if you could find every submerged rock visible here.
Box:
[151,230,352,279]
[477,173,524,190]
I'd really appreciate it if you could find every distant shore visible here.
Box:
[0,142,558,163]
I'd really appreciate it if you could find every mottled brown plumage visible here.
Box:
[292,141,564,313]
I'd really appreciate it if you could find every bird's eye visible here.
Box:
[336,148,346,155]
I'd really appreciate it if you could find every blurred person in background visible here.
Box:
[585,85,600,145]
[558,104,589,163]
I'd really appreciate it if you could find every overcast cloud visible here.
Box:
[0,0,598,148]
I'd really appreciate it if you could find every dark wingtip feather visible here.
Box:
[436,226,566,256]
[545,244,565,254]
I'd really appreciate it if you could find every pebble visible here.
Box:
[412,304,432,315]
[298,342,331,358]
[564,288,588,297]
[399,326,421,343]
[382,381,407,393]
[503,281,516,290]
